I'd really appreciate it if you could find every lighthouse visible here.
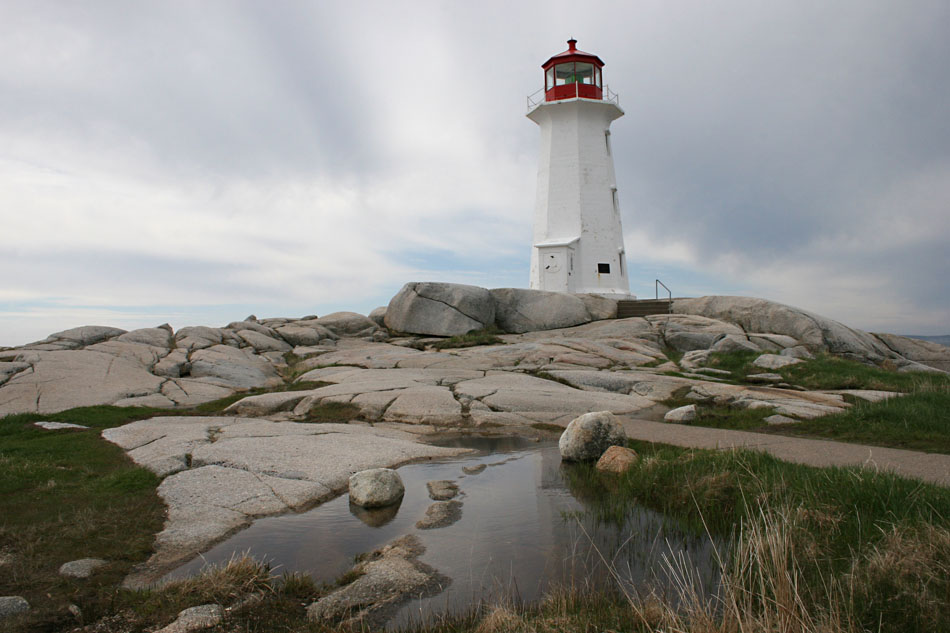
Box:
[527,39,631,297]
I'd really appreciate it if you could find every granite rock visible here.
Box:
[558,411,626,462]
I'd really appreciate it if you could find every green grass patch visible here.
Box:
[780,353,950,391]
[704,348,763,382]
[562,441,950,633]
[431,326,504,350]
[303,401,361,423]
[661,344,683,366]
[0,407,166,631]
[781,387,950,453]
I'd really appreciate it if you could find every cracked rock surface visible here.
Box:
[103,417,467,587]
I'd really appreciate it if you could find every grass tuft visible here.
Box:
[303,401,361,423]
[432,326,505,350]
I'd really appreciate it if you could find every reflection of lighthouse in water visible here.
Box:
[528,39,632,297]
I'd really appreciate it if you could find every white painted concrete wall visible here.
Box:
[528,98,631,296]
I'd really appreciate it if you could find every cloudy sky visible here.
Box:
[2,0,948,346]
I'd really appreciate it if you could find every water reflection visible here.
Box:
[163,435,720,629]
[350,499,402,527]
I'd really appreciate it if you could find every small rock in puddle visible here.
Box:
[416,500,463,530]
[426,480,459,500]
[462,464,486,475]
[307,535,447,629]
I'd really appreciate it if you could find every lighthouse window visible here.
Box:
[597,263,611,274]
[545,66,554,91]
[574,63,594,84]
[554,63,575,86]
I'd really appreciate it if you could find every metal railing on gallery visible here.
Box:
[526,84,620,111]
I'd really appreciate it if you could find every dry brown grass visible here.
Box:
[162,552,273,604]
[847,524,950,632]
[474,605,524,633]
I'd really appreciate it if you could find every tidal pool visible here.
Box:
[165,435,720,628]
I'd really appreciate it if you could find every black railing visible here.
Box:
[656,279,672,313]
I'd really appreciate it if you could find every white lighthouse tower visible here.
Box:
[528,39,631,297]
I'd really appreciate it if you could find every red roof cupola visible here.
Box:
[541,39,605,102]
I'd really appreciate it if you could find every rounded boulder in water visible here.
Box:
[348,468,405,508]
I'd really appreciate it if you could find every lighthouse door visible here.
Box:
[538,245,574,292]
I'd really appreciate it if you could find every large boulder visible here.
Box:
[673,296,894,362]
[558,411,627,462]
[873,333,950,372]
[491,288,592,334]
[188,345,281,390]
[385,282,495,336]
[578,294,618,320]
[368,306,388,327]
[349,468,405,508]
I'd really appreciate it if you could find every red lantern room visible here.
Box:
[541,39,605,102]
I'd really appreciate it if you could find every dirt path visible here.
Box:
[620,418,950,487]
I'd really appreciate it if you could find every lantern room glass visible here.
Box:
[554,63,574,86]
[574,63,594,84]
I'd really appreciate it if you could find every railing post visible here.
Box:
[655,279,672,313]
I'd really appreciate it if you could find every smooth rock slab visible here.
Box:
[765,414,798,426]
[746,373,783,384]
[0,349,164,415]
[59,558,107,578]
[34,421,88,430]
[349,468,405,508]
[752,354,803,370]
[381,386,463,426]
[559,411,627,462]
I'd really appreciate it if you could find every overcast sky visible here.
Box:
[2,0,948,346]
